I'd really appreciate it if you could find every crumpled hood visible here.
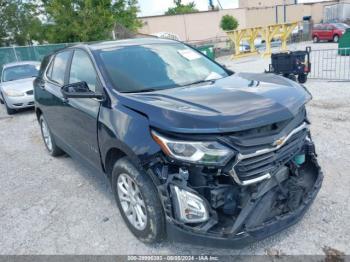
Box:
[117,73,311,134]
[0,77,35,93]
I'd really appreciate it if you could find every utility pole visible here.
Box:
[209,0,214,10]
[217,0,223,9]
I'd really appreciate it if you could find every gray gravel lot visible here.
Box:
[1,42,349,255]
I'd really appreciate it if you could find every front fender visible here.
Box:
[98,104,161,170]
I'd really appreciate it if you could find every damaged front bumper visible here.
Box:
[165,156,323,248]
[148,121,323,248]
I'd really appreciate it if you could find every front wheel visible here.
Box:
[39,115,64,156]
[284,73,296,82]
[111,157,165,243]
[313,36,319,43]
[4,101,16,115]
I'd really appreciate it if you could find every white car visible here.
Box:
[0,61,40,115]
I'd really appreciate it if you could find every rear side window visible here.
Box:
[49,51,71,85]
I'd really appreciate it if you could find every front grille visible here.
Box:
[233,125,308,183]
[225,107,306,154]
[26,90,33,95]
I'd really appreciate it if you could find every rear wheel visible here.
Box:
[111,157,165,243]
[39,115,64,156]
[313,36,319,43]
[333,35,339,43]
[298,73,308,84]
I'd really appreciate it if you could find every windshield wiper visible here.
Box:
[181,79,216,87]
[123,88,160,94]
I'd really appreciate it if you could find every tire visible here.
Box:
[298,73,308,84]
[4,101,16,115]
[284,74,296,82]
[111,157,165,243]
[333,35,339,43]
[313,36,319,43]
[39,115,64,156]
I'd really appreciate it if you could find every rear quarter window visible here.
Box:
[39,55,51,77]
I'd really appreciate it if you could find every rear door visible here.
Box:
[35,50,72,140]
[61,49,102,168]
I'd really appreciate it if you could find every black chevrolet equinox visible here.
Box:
[34,38,323,248]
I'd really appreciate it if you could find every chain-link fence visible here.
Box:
[309,48,350,81]
[0,43,70,70]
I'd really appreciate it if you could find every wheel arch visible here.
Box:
[104,147,127,178]
[35,107,43,121]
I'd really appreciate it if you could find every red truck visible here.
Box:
[312,23,349,43]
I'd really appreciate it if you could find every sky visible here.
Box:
[138,0,329,17]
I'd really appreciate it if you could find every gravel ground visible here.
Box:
[0,41,349,255]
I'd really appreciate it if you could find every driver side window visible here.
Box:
[69,50,97,92]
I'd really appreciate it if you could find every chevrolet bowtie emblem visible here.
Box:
[273,137,286,146]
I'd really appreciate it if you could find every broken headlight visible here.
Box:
[151,130,234,165]
[172,185,209,223]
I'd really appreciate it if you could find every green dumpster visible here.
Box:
[338,28,350,56]
[196,45,215,59]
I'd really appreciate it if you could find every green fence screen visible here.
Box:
[0,43,70,70]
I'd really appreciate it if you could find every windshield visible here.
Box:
[97,43,229,93]
[334,23,349,29]
[2,64,39,82]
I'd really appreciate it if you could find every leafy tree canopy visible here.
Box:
[0,0,142,45]
[220,14,239,31]
[0,0,45,46]
[42,0,142,43]
[165,0,198,15]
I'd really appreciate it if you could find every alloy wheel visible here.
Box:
[117,173,147,231]
[41,119,53,151]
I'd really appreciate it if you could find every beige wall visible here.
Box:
[139,1,337,42]
[310,2,333,23]
[140,9,246,42]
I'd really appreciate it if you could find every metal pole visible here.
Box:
[12,47,18,61]
[275,6,278,24]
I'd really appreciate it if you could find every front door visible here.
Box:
[62,49,102,169]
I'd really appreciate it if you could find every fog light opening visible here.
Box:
[172,185,209,224]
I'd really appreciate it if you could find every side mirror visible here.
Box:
[61,81,104,99]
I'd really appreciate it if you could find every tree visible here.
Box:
[165,0,198,15]
[0,0,45,46]
[220,15,239,31]
[42,0,142,43]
